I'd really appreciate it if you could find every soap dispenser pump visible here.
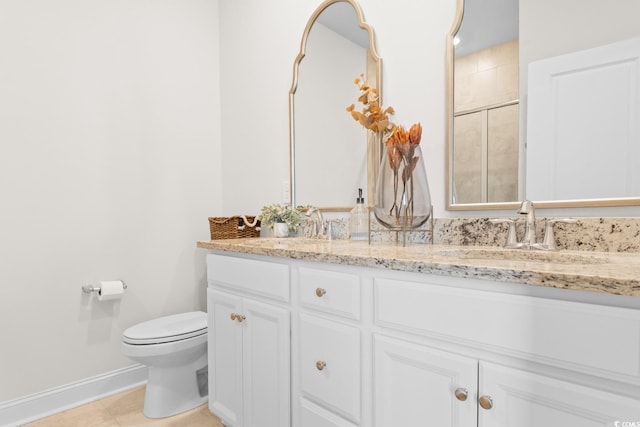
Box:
[350,188,368,241]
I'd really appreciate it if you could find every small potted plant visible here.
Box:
[260,204,305,237]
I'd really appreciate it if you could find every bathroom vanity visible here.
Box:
[198,238,640,427]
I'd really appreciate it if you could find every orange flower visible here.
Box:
[390,125,411,158]
[409,123,422,145]
[394,125,409,144]
[386,139,402,172]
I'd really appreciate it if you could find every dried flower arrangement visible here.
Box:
[346,74,425,226]
[346,74,395,134]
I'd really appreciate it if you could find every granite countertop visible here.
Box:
[197,238,640,297]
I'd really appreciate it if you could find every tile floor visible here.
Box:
[23,386,224,427]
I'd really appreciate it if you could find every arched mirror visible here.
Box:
[446,0,640,210]
[446,0,520,210]
[289,0,381,210]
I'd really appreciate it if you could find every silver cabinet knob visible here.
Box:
[479,395,493,410]
[315,288,326,297]
[230,313,245,322]
[315,361,326,371]
[454,388,468,401]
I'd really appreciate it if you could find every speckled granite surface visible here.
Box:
[434,217,640,252]
[299,216,640,252]
[197,238,640,297]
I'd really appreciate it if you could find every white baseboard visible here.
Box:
[0,364,148,427]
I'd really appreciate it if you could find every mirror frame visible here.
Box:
[289,0,382,211]
[445,0,640,210]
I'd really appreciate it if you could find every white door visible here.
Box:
[526,36,640,201]
[242,298,291,427]
[478,362,640,427]
[208,288,244,426]
[373,334,478,427]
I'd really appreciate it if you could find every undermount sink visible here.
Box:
[434,248,610,265]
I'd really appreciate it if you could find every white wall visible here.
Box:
[520,0,640,66]
[0,0,221,401]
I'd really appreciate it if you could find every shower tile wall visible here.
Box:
[454,39,519,204]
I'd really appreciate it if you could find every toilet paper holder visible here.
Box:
[82,281,127,294]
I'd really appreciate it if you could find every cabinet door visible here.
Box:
[242,298,291,427]
[479,362,640,427]
[374,335,477,427]
[299,313,361,424]
[208,288,244,426]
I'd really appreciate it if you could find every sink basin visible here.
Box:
[434,248,609,265]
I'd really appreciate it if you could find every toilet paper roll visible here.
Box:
[98,280,125,301]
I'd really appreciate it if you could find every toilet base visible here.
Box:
[143,350,208,418]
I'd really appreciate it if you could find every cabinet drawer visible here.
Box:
[298,267,360,319]
[299,313,361,423]
[207,254,290,302]
[300,397,358,427]
[375,277,640,380]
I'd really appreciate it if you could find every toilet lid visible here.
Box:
[123,311,207,345]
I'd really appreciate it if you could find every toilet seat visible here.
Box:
[123,311,207,345]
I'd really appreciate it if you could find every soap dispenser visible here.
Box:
[350,188,368,241]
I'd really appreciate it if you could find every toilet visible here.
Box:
[121,311,208,418]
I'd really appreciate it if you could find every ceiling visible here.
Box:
[455,0,519,57]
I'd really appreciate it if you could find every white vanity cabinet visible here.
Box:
[374,333,640,427]
[205,250,640,427]
[206,254,291,427]
[374,276,640,426]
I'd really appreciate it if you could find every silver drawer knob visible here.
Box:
[315,288,326,297]
[454,388,468,401]
[479,395,493,410]
[315,361,326,371]
[230,313,245,323]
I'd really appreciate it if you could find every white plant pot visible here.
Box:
[273,223,289,238]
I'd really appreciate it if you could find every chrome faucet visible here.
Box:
[489,218,520,248]
[492,200,577,251]
[305,207,330,239]
[517,200,537,248]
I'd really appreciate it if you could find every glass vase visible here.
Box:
[374,144,432,230]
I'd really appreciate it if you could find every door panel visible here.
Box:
[208,289,243,426]
[374,334,478,427]
[479,362,640,427]
[242,299,291,427]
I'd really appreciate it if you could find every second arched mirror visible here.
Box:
[289,0,381,210]
[446,0,520,211]
[446,0,640,210]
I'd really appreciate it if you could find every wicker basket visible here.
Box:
[208,216,261,240]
